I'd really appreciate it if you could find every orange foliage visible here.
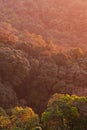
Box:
[0,22,19,44]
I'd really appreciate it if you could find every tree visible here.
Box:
[0,22,19,44]
[0,47,30,87]
[0,82,18,108]
[42,94,87,130]
[11,107,39,130]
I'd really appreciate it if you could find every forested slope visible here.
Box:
[0,1,87,129]
[0,24,87,113]
[0,0,87,49]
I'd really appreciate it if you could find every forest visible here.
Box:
[0,0,87,130]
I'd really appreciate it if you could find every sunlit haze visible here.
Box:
[0,0,87,129]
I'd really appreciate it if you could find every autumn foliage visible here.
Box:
[0,22,87,114]
[0,0,87,129]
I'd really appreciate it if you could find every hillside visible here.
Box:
[0,29,87,114]
[0,0,87,49]
[0,1,87,129]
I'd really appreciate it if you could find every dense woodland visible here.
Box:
[0,23,87,129]
[0,0,87,49]
[0,94,87,130]
[0,0,87,130]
